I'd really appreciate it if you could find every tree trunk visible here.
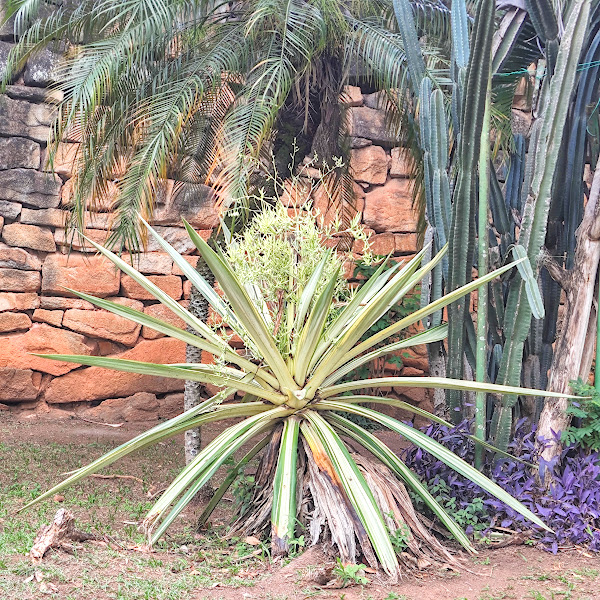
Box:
[537,154,600,465]
[429,343,448,418]
[579,292,598,381]
[184,257,215,465]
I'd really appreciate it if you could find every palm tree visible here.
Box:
[3,0,451,251]
[22,209,562,577]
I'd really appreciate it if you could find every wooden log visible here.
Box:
[30,508,100,562]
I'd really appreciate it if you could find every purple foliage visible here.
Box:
[403,419,600,553]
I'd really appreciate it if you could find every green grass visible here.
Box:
[519,566,599,600]
[0,435,266,599]
[0,440,161,555]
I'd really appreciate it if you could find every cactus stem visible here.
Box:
[475,79,492,470]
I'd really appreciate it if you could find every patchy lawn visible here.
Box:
[1,413,599,600]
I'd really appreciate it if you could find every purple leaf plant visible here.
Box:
[402,419,600,553]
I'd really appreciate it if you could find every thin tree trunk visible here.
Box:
[537,155,600,465]
[184,257,215,465]
[579,290,597,380]
[429,343,448,418]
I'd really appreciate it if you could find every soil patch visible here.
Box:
[211,545,600,600]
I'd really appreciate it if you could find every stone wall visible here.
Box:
[0,40,426,424]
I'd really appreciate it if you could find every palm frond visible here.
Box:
[17,398,266,512]
[146,406,292,542]
[326,411,475,553]
[210,0,327,207]
[315,402,550,532]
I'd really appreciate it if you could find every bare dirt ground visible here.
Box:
[1,412,599,600]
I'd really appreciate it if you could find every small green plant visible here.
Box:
[453,498,489,534]
[287,532,305,557]
[522,573,551,582]
[573,568,599,578]
[229,470,256,514]
[333,559,368,586]
[428,478,490,534]
[388,523,411,553]
[563,380,600,451]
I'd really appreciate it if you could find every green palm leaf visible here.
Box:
[197,435,271,528]
[17,399,267,513]
[322,396,534,464]
[322,324,448,387]
[293,264,340,386]
[326,411,474,553]
[183,220,299,394]
[59,288,279,388]
[33,354,285,404]
[320,376,580,401]
[346,258,525,362]
[306,246,440,395]
[147,407,292,541]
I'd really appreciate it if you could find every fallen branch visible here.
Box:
[488,530,532,549]
[30,509,102,562]
[76,416,124,428]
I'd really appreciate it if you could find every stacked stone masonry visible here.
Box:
[0,30,428,423]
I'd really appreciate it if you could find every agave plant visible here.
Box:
[22,208,568,578]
